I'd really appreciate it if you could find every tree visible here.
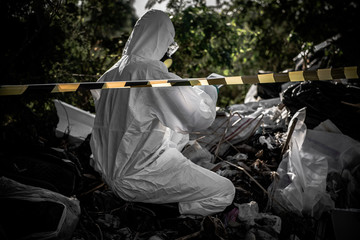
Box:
[146,0,359,106]
[0,0,137,140]
[227,0,360,70]
[1,0,359,135]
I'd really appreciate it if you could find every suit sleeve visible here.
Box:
[147,72,218,133]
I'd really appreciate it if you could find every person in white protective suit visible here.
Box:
[90,9,235,216]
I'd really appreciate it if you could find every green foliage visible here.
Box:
[161,1,256,108]
[225,0,360,70]
[0,0,136,137]
[1,0,359,134]
[157,0,359,107]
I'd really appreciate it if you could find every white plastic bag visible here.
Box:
[235,201,282,234]
[0,177,81,240]
[182,140,217,170]
[270,108,360,218]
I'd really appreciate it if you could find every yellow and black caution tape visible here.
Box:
[0,66,358,96]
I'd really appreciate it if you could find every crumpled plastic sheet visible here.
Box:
[182,140,217,170]
[0,176,81,240]
[190,113,263,157]
[230,98,287,131]
[235,201,282,234]
[230,97,281,118]
[190,97,287,158]
[268,107,360,219]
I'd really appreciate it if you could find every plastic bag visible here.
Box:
[0,177,81,240]
[269,108,360,218]
[235,201,282,234]
[53,99,95,146]
[281,81,360,141]
[182,140,217,170]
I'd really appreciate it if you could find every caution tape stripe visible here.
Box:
[0,66,358,96]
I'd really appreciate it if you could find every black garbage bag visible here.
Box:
[0,177,81,240]
[257,82,284,99]
[282,80,360,141]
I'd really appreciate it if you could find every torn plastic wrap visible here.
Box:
[196,113,263,157]
[229,201,282,239]
[0,177,81,240]
[230,98,281,118]
[230,97,287,132]
[53,99,95,146]
[187,97,289,187]
[268,108,360,219]
[182,140,217,170]
[192,97,287,158]
[236,201,281,234]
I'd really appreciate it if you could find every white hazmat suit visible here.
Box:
[90,9,235,216]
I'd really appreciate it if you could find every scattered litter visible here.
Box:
[259,135,276,150]
[182,140,217,170]
[1,79,359,239]
[268,107,360,219]
[281,80,360,141]
[0,176,81,240]
[53,99,95,147]
[236,201,260,225]
[234,201,281,238]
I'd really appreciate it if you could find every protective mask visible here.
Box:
[161,41,179,68]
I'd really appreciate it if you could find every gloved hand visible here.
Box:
[207,73,225,93]
[194,73,224,103]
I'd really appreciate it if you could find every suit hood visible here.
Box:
[123,10,175,61]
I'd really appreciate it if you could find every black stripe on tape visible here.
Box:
[207,78,227,85]
[125,80,151,88]
[78,82,105,90]
[241,75,259,84]
[273,73,290,82]
[25,84,55,94]
[303,70,319,81]
[170,80,192,86]
[331,68,346,79]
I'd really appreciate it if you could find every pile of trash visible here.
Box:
[1,79,360,240]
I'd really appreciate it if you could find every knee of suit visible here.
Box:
[221,177,236,204]
[216,176,235,195]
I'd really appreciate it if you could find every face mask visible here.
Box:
[161,41,179,68]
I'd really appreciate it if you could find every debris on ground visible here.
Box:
[1,80,360,240]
